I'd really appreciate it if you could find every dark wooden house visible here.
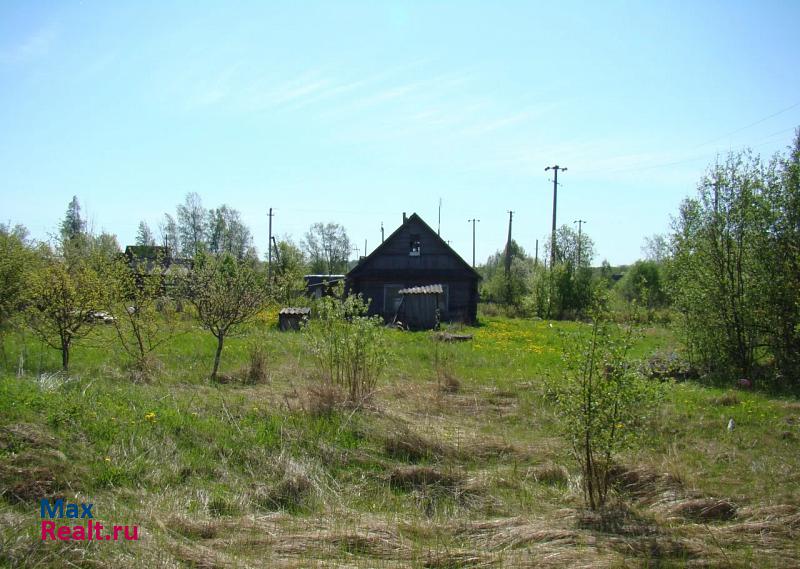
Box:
[347,213,480,325]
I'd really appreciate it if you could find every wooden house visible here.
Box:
[346,213,480,325]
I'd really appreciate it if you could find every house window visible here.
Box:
[409,234,421,256]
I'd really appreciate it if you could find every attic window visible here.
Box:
[409,234,421,256]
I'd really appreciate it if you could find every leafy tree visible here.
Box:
[548,302,660,510]
[107,252,176,378]
[304,291,388,403]
[135,221,156,246]
[177,192,207,257]
[303,222,351,274]
[207,205,255,260]
[186,253,269,380]
[25,251,107,371]
[670,151,767,376]
[616,260,667,308]
[0,224,33,351]
[480,240,534,307]
[641,233,670,264]
[271,237,308,306]
[158,213,179,255]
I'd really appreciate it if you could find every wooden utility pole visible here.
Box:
[438,198,442,236]
[467,218,480,268]
[381,222,384,243]
[574,219,586,266]
[534,239,539,267]
[504,211,514,277]
[364,239,367,257]
[544,165,567,267]
[267,208,274,281]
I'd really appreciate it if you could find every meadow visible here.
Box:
[1,314,799,568]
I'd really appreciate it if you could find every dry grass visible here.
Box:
[668,498,738,521]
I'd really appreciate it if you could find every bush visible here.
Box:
[304,293,388,404]
[547,306,661,510]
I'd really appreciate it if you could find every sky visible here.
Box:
[2,1,799,266]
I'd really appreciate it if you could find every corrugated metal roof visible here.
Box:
[398,284,444,295]
[279,307,311,315]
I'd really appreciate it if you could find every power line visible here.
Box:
[692,101,800,150]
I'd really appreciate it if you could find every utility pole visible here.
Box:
[438,198,442,236]
[267,208,274,281]
[467,218,480,268]
[364,239,367,257]
[381,222,384,243]
[504,211,514,277]
[574,219,587,266]
[534,239,539,267]
[544,165,567,268]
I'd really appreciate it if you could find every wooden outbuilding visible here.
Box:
[278,307,311,331]
[346,213,480,326]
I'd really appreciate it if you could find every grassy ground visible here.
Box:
[1,314,799,568]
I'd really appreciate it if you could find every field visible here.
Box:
[1,315,799,568]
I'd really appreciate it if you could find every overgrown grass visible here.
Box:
[1,315,798,567]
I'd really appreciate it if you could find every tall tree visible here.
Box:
[303,222,351,274]
[207,205,254,260]
[136,221,156,246]
[158,213,179,256]
[60,196,85,242]
[177,192,207,257]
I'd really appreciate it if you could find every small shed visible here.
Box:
[397,284,443,330]
[278,307,311,331]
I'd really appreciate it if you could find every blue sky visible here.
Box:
[2,1,799,265]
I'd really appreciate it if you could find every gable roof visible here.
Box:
[347,213,481,280]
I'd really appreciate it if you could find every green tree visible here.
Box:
[480,240,533,307]
[186,253,269,380]
[304,292,388,404]
[617,260,667,308]
[0,224,33,354]
[271,237,308,306]
[135,221,156,246]
[670,151,768,376]
[177,192,207,257]
[107,253,176,378]
[548,303,660,510]
[25,252,107,371]
[207,205,255,260]
[303,222,351,274]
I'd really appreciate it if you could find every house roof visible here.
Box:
[279,307,311,315]
[347,213,481,280]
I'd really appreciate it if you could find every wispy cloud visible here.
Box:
[0,23,59,64]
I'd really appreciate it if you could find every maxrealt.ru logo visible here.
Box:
[40,499,139,542]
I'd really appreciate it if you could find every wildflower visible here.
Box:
[104,457,112,463]
[144,412,157,422]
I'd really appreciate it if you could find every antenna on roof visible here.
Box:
[438,198,442,236]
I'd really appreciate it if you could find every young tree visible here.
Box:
[177,192,207,257]
[303,222,351,274]
[480,240,534,307]
[135,221,156,246]
[186,253,269,380]
[548,302,660,510]
[107,253,176,378]
[304,291,388,404]
[25,253,107,371]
